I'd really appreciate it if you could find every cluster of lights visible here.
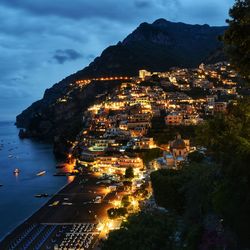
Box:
[76,76,132,84]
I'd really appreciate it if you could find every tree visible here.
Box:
[196,98,250,247]
[196,99,250,167]
[150,169,185,213]
[102,212,179,250]
[181,163,217,224]
[125,166,134,179]
[187,151,205,163]
[223,0,250,80]
[140,148,162,164]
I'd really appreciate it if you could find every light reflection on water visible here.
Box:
[67,175,75,183]
[0,121,69,240]
[63,160,76,183]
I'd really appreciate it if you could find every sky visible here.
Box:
[0,0,234,121]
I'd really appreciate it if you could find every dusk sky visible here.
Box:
[0,0,234,120]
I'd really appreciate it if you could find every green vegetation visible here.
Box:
[126,147,162,164]
[148,117,196,145]
[102,212,179,250]
[223,0,250,80]
[151,169,184,213]
[140,148,162,164]
[187,151,204,163]
[196,99,250,246]
[151,99,250,248]
[125,166,134,179]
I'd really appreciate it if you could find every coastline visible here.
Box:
[0,178,73,242]
[0,178,75,247]
[0,121,69,241]
[0,171,113,249]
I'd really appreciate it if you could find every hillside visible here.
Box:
[75,19,226,77]
[16,19,227,152]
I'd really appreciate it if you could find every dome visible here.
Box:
[172,134,186,149]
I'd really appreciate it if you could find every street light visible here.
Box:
[131,199,137,207]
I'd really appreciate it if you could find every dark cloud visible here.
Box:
[135,0,152,8]
[53,49,82,64]
[0,0,137,22]
[0,0,187,24]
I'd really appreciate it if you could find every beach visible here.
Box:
[0,170,115,249]
[0,121,69,240]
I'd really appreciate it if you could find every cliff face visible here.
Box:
[16,19,227,146]
[16,80,120,140]
[76,19,226,77]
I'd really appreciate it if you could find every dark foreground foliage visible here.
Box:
[223,0,250,80]
[102,212,180,250]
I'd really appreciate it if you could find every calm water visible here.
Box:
[0,121,69,240]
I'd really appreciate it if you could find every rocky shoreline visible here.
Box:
[16,80,123,159]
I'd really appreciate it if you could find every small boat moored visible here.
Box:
[34,193,49,198]
[36,170,46,176]
[13,168,20,174]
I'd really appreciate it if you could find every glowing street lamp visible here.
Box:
[113,200,120,207]
[131,199,137,207]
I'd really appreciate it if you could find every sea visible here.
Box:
[0,121,70,240]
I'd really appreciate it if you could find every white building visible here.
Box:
[139,70,152,80]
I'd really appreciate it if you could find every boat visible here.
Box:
[49,201,59,207]
[36,170,46,176]
[13,168,20,174]
[34,193,49,198]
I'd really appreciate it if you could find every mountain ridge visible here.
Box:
[16,19,227,152]
[70,19,226,80]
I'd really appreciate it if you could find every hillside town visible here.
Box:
[1,62,243,250]
[55,61,240,247]
[73,61,239,170]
